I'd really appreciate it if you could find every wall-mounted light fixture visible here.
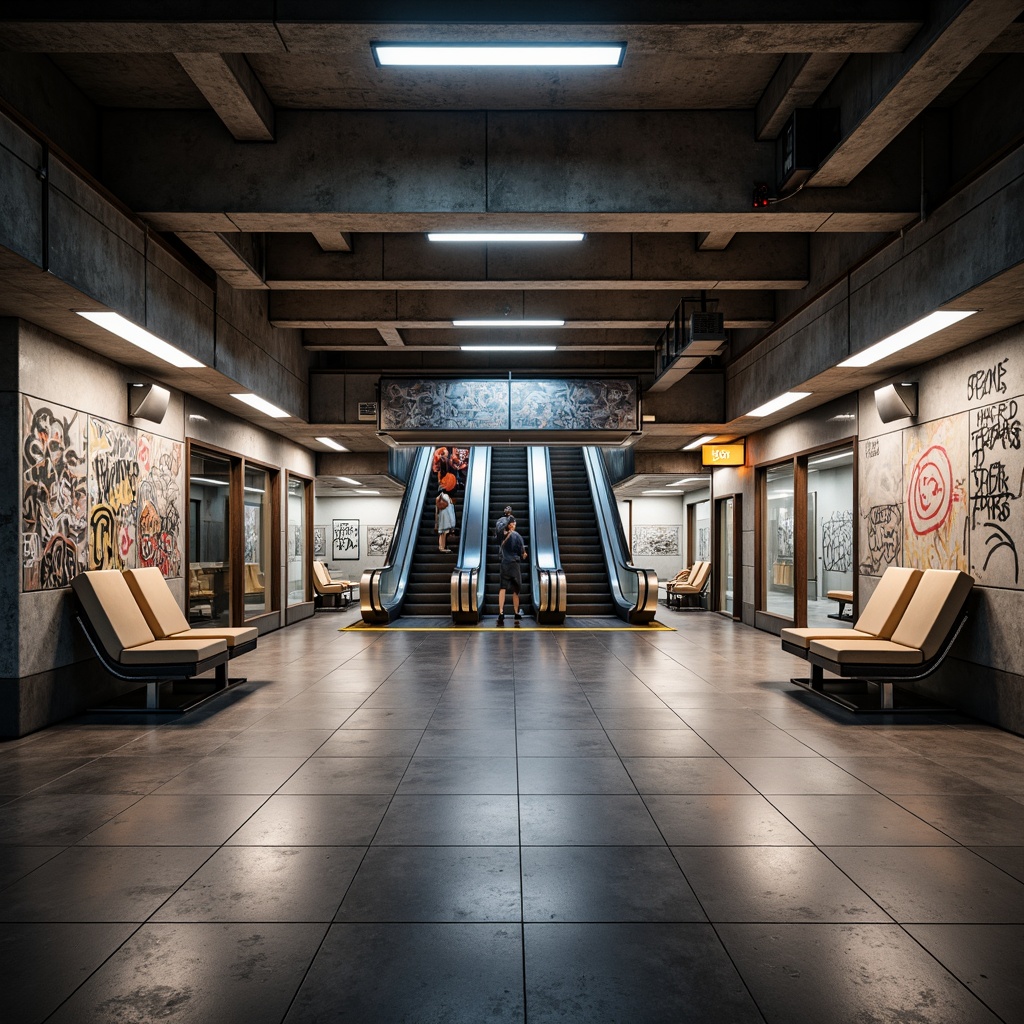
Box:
[127,383,170,423]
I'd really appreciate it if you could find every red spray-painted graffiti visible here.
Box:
[908,445,954,536]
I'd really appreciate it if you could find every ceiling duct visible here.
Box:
[649,297,728,393]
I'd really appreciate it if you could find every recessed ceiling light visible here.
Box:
[231,393,290,418]
[188,413,208,423]
[668,478,709,486]
[461,345,557,352]
[452,320,565,328]
[682,435,717,450]
[373,43,625,67]
[189,476,227,487]
[336,476,362,486]
[808,451,852,467]
[77,311,205,369]
[838,310,976,368]
[316,437,347,451]
[428,232,584,243]
[746,392,811,417]
[642,489,687,495]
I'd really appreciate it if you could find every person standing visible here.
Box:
[435,486,455,552]
[496,517,527,624]
[495,505,513,543]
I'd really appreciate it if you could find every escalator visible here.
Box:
[549,447,615,616]
[401,480,462,615]
[485,447,531,615]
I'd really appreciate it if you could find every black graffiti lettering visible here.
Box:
[970,462,1024,526]
[40,534,79,589]
[821,510,853,573]
[89,504,118,569]
[967,358,1009,402]
[981,522,1020,584]
[861,504,902,574]
[970,401,1021,469]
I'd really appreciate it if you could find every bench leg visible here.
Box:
[145,681,161,710]
[879,681,894,709]
[809,663,824,691]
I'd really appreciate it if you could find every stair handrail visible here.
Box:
[451,446,491,623]
[581,446,659,624]
[359,446,433,623]
[527,446,567,623]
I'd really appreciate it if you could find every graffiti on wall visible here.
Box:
[821,510,854,573]
[859,433,903,575]
[136,432,183,578]
[87,416,140,571]
[903,415,969,570]
[21,398,88,590]
[332,519,360,560]
[632,525,679,557]
[366,524,394,557]
[969,394,1023,585]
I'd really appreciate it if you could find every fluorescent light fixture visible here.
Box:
[244,486,265,494]
[839,310,976,368]
[357,490,381,496]
[428,232,584,243]
[189,476,227,487]
[746,391,811,418]
[642,490,688,496]
[453,319,565,328]
[316,437,348,451]
[669,478,709,486]
[188,413,208,423]
[682,435,717,450]
[461,345,557,352]
[373,43,625,67]
[231,393,290,418]
[808,451,852,468]
[336,476,362,486]
[77,311,205,369]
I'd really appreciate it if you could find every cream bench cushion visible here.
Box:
[808,638,923,665]
[889,569,974,661]
[124,567,258,648]
[72,570,227,664]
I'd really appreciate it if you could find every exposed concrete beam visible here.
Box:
[263,232,807,290]
[695,232,737,251]
[98,110,919,229]
[271,288,774,329]
[810,0,1024,187]
[175,231,266,288]
[312,230,353,252]
[755,52,847,140]
[378,327,404,347]
[174,52,274,142]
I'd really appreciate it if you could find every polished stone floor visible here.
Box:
[1,610,1023,1023]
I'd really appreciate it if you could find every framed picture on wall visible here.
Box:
[313,524,327,559]
[332,519,360,560]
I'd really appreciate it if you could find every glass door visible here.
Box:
[287,474,309,606]
[188,450,231,626]
[763,462,795,621]
[717,496,735,616]
[805,446,855,627]
[243,465,273,617]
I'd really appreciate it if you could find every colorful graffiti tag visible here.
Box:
[87,416,140,571]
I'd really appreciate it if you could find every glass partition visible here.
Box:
[287,475,308,605]
[188,451,231,626]
[806,446,854,627]
[764,462,795,620]
[243,466,272,616]
[718,496,735,616]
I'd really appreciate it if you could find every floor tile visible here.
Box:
[522,846,705,922]
[717,922,1002,1023]
[967,846,1024,883]
[277,757,410,795]
[517,756,637,794]
[0,845,212,922]
[516,729,617,757]
[284,923,523,1023]
[828,754,995,795]
[904,924,1024,1024]
[524,923,763,1023]
[622,757,757,795]
[591,708,686,730]
[519,795,663,845]
[645,795,811,846]
[0,756,95,796]
[887,793,1024,846]
[726,756,874,795]
[34,755,197,796]
[672,845,889,922]
[313,729,424,757]
[373,794,519,845]
[397,756,519,794]
[0,793,142,845]
[606,729,718,757]
[823,846,1024,922]
[338,707,435,730]
[154,846,364,922]
[337,846,520,921]
[0,846,64,891]
[152,756,305,795]
[695,729,818,758]
[415,727,518,757]
[46,922,327,1024]
[768,794,958,846]
[227,794,390,846]
[0,922,138,1023]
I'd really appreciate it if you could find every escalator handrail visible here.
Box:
[582,446,659,622]
[359,445,433,622]
[527,446,567,621]
[450,446,491,621]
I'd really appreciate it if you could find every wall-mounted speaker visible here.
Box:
[874,382,918,423]
[128,383,170,423]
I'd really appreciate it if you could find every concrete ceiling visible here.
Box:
[3,1,1024,481]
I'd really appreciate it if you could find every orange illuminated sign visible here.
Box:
[702,443,745,467]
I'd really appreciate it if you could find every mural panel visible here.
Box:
[858,432,903,576]
[903,414,969,570]
[821,510,854,573]
[367,524,395,557]
[87,416,139,572]
[137,431,183,578]
[969,394,1023,586]
[21,398,88,590]
[510,378,637,430]
[380,379,508,431]
[632,525,679,557]
[313,525,327,559]
[332,519,360,560]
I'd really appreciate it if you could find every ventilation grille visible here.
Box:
[689,312,726,342]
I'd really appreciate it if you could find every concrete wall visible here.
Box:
[314,495,402,576]
[1,321,316,738]
[625,495,686,583]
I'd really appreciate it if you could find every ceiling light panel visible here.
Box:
[427,232,585,243]
[453,320,565,328]
[746,392,811,417]
[231,393,290,418]
[682,435,717,450]
[461,345,557,352]
[373,44,625,67]
[77,311,205,369]
[316,437,347,451]
[838,310,976,368]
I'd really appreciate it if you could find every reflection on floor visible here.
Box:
[1,610,1022,1023]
